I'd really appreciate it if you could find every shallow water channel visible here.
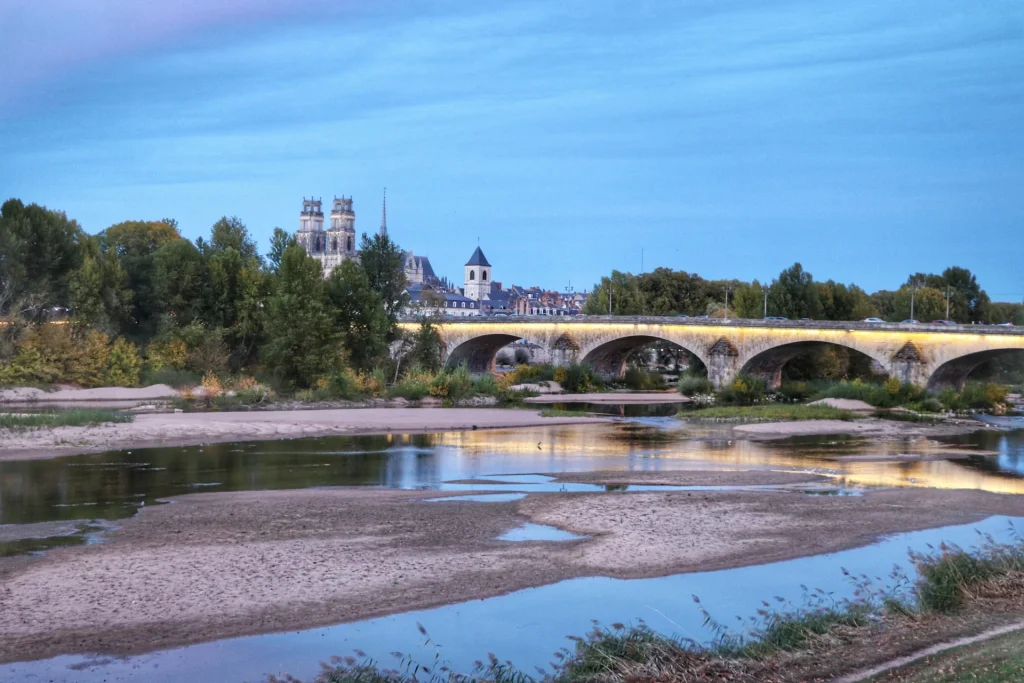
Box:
[1,418,1023,681]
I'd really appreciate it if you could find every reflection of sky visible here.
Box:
[2,1,1023,293]
[6,515,1021,681]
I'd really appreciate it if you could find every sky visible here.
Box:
[1,0,1022,299]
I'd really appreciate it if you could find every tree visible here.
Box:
[0,198,84,318]
[68,237,132,331]
[267,227,293,273]
[767,263,822,320]
[206,216,262,263]
[325,260,389,372]
[262,245,341,387]
[153,240,210,326]
[732,280,765,319]
[892,286,949,322]
[100,219,182,336]
[358,232,408,325]
[583,271,645,315]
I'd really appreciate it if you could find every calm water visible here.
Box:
[4,515,1021,683]
[2,421,1024,527]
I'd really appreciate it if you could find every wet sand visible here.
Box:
[2,474,1023,664]
[0,408,609,461]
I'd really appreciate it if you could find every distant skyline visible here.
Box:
[1,0,1022,298]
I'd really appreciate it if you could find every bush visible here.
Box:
[327,368,365,401]
[777,381,811,402]
[717,375,768,405]
[623,366,667,391]
[430,364,473,400]
[920,397,945,413]
[810,379,927,409]
[389,368,434,400]
[495,352,512,366]
[561,362,600,393]
[145,339,188,372]
[501,363,556,387]
[106,337,141,387]
[471,372,499,395]
[940,382,1009,411]
[678,373,715,396]
[513,347,530,364]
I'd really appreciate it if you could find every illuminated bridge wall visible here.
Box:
[397,317,1024,390]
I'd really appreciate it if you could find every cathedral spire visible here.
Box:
[379,188,388,237]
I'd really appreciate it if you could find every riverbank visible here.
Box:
[3,477,1023,664]
[0,408,609,461]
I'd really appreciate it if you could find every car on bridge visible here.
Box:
[763,316,789,321]
[862,317,885,323]
[931,319,957,325]
[901,319,920,324]
[996,322,1015,327]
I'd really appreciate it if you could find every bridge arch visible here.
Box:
[738,339,891,389]
[926,348,1024,392]
[580,334,710,379]
[445,333,528,372]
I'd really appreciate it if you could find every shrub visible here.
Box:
[326,368,364,401]
[777,381,810,402]
[940,382,1009,411]
[561,362,599,393]
[389,367,434,400]
[513,347,530,364]
[678,373,715,396]
[145,339,188,372]
[501,363,556,387]
[430,364,473,400]
[495,352,512,366]
[71,331,112,387]
[471,372,499,395]
[623,367,667,391]
[920,397,945,413]
[717,375,768,405]
[106,337,141,387]
[810,379,927,409]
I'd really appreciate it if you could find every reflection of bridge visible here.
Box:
[398,317,1024,390]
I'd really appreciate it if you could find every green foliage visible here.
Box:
[262,245,341,388]
[767,263,822,320]
[513,347,530,364]
[810,379,926,408]
[403,317,445,373]
[684,404,861,421]
[560,362,600,393]
[358,231,408,324]
[716,374,768,405]
[912,536,1024,613]
[267,227,293,273]
[430,364,473,400]
[582,269,645,315]
[106,337,142,386]
[326,260,389,372]
[326,368,366,401]
[939,382,1009,411]
[141,368,202,388]
[153,239,209,326]
[0,409,134,431]
[388,368,435,400]
[678,373,715,396]
[623,366,666,390]
[777,381,811,402]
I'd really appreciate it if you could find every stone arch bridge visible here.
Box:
[397,316,1024,391]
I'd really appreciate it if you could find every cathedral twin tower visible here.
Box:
[296,193,389,274]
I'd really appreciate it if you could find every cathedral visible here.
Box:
[294,193,443,288]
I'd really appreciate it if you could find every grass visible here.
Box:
[0,408,134,431]
[867,629,1024,682]
[872,410,944,423]
[680,404,862,421]
[539,408,589,417]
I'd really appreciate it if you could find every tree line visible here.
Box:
[582,263,1023,324]
[0,198,414,389]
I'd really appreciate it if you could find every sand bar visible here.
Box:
[0,408,609,461]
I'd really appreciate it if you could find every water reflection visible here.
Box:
[1,423,1022,526]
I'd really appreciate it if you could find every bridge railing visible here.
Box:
[397,315,1023,335]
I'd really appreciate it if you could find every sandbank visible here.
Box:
[0,408,609,461]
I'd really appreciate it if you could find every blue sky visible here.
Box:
[1,0,1022,298]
